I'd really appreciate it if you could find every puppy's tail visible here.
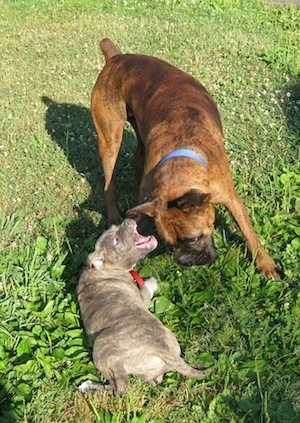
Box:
[100,38,122,62]
[168,356,215,380]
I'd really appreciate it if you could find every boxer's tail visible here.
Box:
[100,38,122,62]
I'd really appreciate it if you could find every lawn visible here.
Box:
[0,0,299,422]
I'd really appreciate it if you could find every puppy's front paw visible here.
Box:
[144,277,158,298]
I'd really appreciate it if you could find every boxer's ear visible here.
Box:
[126,199,159,220]
[169,189,211,213]
[87,250,105,269]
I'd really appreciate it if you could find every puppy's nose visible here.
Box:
[123,218,136,227]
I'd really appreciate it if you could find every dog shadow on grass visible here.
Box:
[41,95,140,219]
[41,96,158,287]
[284,81,300,148]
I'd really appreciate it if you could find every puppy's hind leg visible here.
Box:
[78,379,106,393]
[148,373,165,386]
[78,369,129,394]
[105,366,129,393]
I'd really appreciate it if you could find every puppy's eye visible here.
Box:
[112,237,119,246]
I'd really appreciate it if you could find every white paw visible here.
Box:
[144,277,158,298]
[78,379,103,393]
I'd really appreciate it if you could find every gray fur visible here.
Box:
[77,219,214,393]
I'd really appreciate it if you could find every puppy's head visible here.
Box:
[127,189,217,267]
[87,219,158,271]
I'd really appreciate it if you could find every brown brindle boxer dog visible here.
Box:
[91,38,281,279]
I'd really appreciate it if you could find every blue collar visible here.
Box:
[157,149,207,168]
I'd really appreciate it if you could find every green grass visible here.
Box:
[0,0,299,421]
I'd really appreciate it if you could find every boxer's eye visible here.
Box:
[179,235,201,245]
[187,236,200,245]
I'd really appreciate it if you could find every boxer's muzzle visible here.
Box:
[173,235,217,267]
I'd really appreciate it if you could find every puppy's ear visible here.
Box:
[127,199,159,220]
[168,189,211,213]
[87,250,105,270]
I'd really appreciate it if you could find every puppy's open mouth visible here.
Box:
[135,232,153,248]
[132,222,158,250]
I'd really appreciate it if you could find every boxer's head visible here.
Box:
[127,189,217,267]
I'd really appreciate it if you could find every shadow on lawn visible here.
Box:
[284,81,300,147]
[41,96,139,222]
[41,95,141,287]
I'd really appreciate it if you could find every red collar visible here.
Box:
[129,270,145,288]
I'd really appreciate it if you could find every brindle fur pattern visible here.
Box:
[91,38,282,279]
[77,219,213,393]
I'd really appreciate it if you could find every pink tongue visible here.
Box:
[135,234,150,246]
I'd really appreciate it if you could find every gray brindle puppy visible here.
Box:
[77,219,214,393]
